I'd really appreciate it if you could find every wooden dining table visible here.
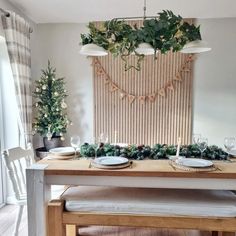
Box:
[26,158,236,236]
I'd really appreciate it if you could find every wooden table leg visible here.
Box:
[26,164,49,236]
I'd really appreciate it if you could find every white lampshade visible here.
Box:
[135,43,155,55]
[80,43,108,56]
[180,40,211,53]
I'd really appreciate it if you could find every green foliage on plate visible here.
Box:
[80,143,228,160]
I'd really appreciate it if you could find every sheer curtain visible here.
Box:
[1,12,32,149]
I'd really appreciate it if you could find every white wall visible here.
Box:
[32,18,236,148]
[32,24,93,147]
[193,18,236,146]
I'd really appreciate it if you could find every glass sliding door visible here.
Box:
[0,35,8,207]
[0,66,5,208]
[0,34,20,207]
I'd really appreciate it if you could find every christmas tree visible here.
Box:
[33,61,71,140]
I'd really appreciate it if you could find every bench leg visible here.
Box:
[48,200,66,236]
[212,232,219,236]
[66,225,78,236]
[222,232,235,236]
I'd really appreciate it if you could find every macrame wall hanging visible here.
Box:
[92,20,195,146]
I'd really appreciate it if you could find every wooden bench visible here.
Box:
[47,186,236,236]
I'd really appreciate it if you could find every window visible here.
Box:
[0,35,19,206]
[0,35,6,207]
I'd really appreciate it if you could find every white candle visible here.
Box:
[114,131,118,144]
[176,137,181,157]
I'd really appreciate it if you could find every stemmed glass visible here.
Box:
[197,137,208,158]
[70,135,80,159]
[93,133,109,159]
[99,133,108,144]
[93,137,99,159]
[224,137,235,160]
[192,134,201,144]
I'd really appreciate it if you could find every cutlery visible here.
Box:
[170,163,176,171]
[216,166,222,171]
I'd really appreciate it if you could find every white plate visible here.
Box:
[49,147,75,156]
[94,156,129,166]
[175,158,213,168]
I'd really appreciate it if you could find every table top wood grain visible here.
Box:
[39,159,236,179]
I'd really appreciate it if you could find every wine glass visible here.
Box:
[197,137,208,158]
[70,135,80,159]
[224,137,235,160]
[192,133,201,144]
[91,133,108,159]
[99,133,108,144]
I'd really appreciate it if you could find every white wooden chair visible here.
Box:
[2,147,35,236]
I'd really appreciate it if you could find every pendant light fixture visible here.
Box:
[135,43,155,55]
[135,1,155,56]
[180,40,211,53]
[80,0,211,71]
[80,43,108,56]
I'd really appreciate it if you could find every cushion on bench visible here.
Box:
[61,186,236,217]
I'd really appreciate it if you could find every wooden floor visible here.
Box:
[0,204,215,236]
[0,205,27,236]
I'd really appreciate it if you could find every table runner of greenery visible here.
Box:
[80,143,228,160]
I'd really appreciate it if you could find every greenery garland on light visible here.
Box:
[33,61,72,140]
[80,143,228,160]
[81,10,201,70]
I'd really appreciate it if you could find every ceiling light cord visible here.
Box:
[143,0,147,20]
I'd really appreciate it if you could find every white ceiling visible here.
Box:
[7,0,236,23]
